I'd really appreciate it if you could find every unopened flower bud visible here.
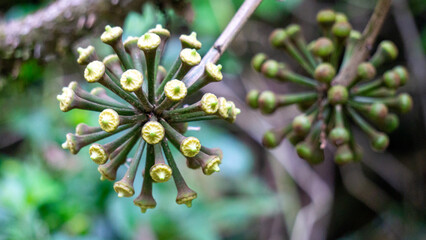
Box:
[329,127,350,146]
[292,115,311,136]
[246,90,260,109]
[357,62,376,80]
[89,143,108,164]
[252,53,268,72]
[113,179,135,198]
[314,63,335,83]
[176,187,197,208]
[397,93,413,113]
[205,63,223,82]
[369,103,388,121]
[217,97,229,118]
[149,24,171,39]
[261,60,279,78]
[77,45,95,65]
[312,37,334,57]
[379,40,398,60]
[201,93,219,114]
[316,9,336,27]
[393,66,409,86]
[57,87,75,112]
[269,29,288,48]
[334,144,354,164]
[371,132,389,152]
[258,91,277,114]
[332,21,352,38]
[328,85,348,105]
[383,70,401,89]
[120,69,143,92]
[150,163,172,183]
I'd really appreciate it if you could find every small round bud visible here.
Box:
[246,90,260,109]
[383,114,399,133]
[102,54,119,65]
[180,137,201,157]
[142,121,165,144]
[371,133,389,152]
[258,91,277,114]
[101,25,123,44]
[379,40,398,60]
[164,80,187,101]
[252,53,268,72]
[137,33,161,51]
[180,48,201,66]
[76,45,95,65]
[286,24,301,38]
[296,142,319,163]
[149,24,170,38]
[113,180,135,198]
[261,60,279,78]
[313,38,334,57]
[150,163,172,183]
[269,29,288,48]
[335,144,354,164]
[201,93,219,114]
[292,115,311,136]
[328,85,349,105]
[316,9,336,26]
[350,30,361,40]
[369,103,388,121]
[357,62,376,80]
[332,21,352,38]
[397,93,413,113]
[89,144,108,164]
[205,63,223,82]
[383,70,401,89]
[329,127,350,146]
[62,133,77,154]
[57,87,74,112]
[393,66,409,86]
[120,69,144,92]
[262,130,280,148]
[335,13,348,23]
[314,63,336,83]
[84,61,105,83]
[99,109,120,132]
[218,97,229,118]
[179,32,202,49]
[225,101,241,123]
[203,156,221,175]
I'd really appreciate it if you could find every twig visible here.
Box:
[332,0,392,86]
[183,0,263,86]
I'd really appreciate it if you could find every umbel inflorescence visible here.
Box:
[57,25,240,212]
[247,9,412,164]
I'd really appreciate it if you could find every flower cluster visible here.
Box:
[247,9,412,164]
[57,25,240,212]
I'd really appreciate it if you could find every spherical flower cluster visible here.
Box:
[57,24,240,212]
[247,10,412,164]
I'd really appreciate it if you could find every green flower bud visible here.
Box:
[357,62,376,80]
[393,66,409,86]
[397,93,413,113]
[314,63,336,83]
[286,24,301,38]
[328,85,349,105]
[316,9,336,27]
[335,12,348,23]
[180,48,201,66]
[137,33,161,51]
[84,61,105,83]
[76,45,95,65]
[205,63,223,82]
[383,70,401,89]
[150,163,172,183]
[180,137,201,157]
[149,24,171,39]
[329,127,350,146]
[296,141,324,164]
[258,91,277,114]
[252,53,268,72]
[379,40,398,60]
[201,93,219,114]
[332,21,352,38]
[312,37,334,57]
[382,113,399,133]
[164,79,187,101]
[262,130,279,148]
[114,179,135,198]
[369,103,388,121]
[98,109,120,133]
[371,133,389,152]
[120,69,144,92]
[334,144,354,164]
[246,90,260,109]
[269,29,288,48]
[292,115,311,136]
[261,59,279,78]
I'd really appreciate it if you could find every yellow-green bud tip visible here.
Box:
[57,87,74,112]
[201,93,219,114]
[120,69,143,92]
[84,61,105,83]
[164,79,187,101]
[205,62,223,81]
[138,33,161,51]
[89,144,108,164]
[180,137,201,157]
[142,121,165,144]
[150,163,172,183]
[100,25,123,44]
[180,48,201,66]
[98,109,120,132]
[113,181,135,198]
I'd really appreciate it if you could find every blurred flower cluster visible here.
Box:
[57,24,240,212]
[247,9,412,164]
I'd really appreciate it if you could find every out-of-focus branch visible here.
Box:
[183,0,263,86]
[332,0,392,86]
[0,0,188,62]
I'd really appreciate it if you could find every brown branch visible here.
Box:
[0,0,188,62]
[332,0,392,86]
[183,0,263,86]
